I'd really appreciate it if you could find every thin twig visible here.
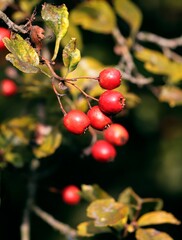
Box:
[32,205,77,239]
[137,32,182,49]
[0,10,28,33]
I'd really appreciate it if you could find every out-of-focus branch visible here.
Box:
[0,10,27,33]
[32,205,77,239]
[137,32,182,49]
[162,47,182,63]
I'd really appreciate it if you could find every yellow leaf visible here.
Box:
[158,86,182,107]
[137,211,181,227]
[136,228,174,240]
[70,0,116,34]
[113,0,142,36]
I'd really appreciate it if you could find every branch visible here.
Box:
[137,32,182,49]
[0,10,28,34]
[32,205,77,239]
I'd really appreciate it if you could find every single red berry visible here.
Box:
[0,27,11,49]
[91,140,116,162]
[99,90,125,115]
[99,68,121,90]
[104,123,129,146]
[0,79,17,96]
[62,185,80,205]
[63,109,90,135]
[87,106,112,130]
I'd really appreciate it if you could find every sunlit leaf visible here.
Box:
[135,48,182,84]
[113,0,142,36]
[33,128,62,158]
[62,38,81,73]
[77,221,111,237]
[136,228,174,240]
[87,198,128,227]
[70,1,116,34]
[3,34,39,73]
[137,211,181,227]
[41,3,69,61]
[81,184,112,202]
[157,86,182,107]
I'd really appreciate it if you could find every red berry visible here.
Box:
[63,110,90,135]
[91,140,116,162]
[87,106,112,130]
[99,90,125,115]
[0,27,11,49]
[99,68,121,90]
[0,79,17,96]
[104,124,129,146]
[62,185,80,205]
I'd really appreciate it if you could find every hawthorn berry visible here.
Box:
[87,106,112,130]
[98,68,121,90]
[62,185,80,205]
[63,109,90,135]
[0,27,11,49]
[0,79,17,96]
[104,123,129,146]
[99,90,125,115]
[91,140,116,162]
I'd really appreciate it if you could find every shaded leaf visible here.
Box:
[0,116,36,146]
[61,21,83,50]
[125,92,141,108]
[77,221,111,237]
[137,211,181,227]
[87,198,128,227]
[0,0,13,11]
[135,48,182,84]
[41,3,69,61]
[33,128,62,158]
[70,1,116,34]
[81,184,112,202]
[113,0,142,36]
[136,228,173,240]
[62,38,81,73]
[157,86,182,107]
[4,151,24,168]
[3,34,39,73]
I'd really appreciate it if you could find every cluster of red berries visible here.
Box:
[63,68,129,162]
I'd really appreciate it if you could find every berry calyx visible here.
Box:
[99,68,121,90]
[0,27,11,49]
[99,90,125,115]
[0,79,17,96]
[104,123,129,146]
[62,185,80,205]
[87,106,112,130]
[63,110,90,135]
[91,140,116,162]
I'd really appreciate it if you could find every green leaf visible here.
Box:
[4,151,24,168]
[41,3,69,61]
[3,34,39,73]
[62,38,81,73]
[137,211,181,227]
[113,0,142,36]
[87,198,128,227]
[77,221,111,237]
[33,128,62,159]
[70,0,116,34]
[157,86,182,107]
[135,48,182,84]
[136,228,174,240]
[81,184,112,202]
